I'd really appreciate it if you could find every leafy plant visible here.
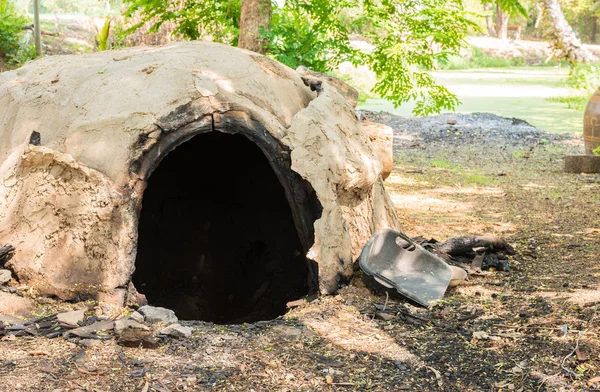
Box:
[567,62,600,93]
[98,17,112,51]
[359,0,479,115]
[260,0,357,72]
[593,145,600,156]
[0,0,35,67]
[547,95,589,110]
[124,0,241,44]
[123,0,478,115]
[549,62,600,110]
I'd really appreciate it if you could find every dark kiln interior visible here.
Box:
[133,132,310,324]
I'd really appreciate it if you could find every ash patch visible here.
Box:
[359,111,572,151]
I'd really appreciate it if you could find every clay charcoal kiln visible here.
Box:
[0,42,400,322]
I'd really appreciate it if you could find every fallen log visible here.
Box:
[437,236,515,256]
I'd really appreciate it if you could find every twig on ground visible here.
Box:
[372,292,390,321]
[561,332,581,379]
[425,366,443,388]
[382,292,389,313]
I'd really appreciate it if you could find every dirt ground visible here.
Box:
[1,111,600,391]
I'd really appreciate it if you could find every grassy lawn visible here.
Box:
[358,67,584,134]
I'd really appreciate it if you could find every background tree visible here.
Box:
[238,0,270,53]
[124,0,478,115]
[480,0,527,39]
[542,0,597,63]
[0,0,36,67]
[558,0,600,43]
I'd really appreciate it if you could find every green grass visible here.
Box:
[358,68,583,134]
[430,156,459,170]
[547,95,590,111]
[440,46,526,70]
[428,155,495,186]
[463,172,494,186]
[438,46,566,70]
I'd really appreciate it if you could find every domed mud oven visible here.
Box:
[0,42,400,323]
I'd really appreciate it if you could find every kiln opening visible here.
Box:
[133,131,311,324]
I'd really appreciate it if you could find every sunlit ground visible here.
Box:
[359,67,584,134]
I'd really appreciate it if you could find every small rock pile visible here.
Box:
[0,305,192,349]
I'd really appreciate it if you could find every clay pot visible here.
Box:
[583,89,600,154]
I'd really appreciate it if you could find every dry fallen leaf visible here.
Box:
[495,381,515,390]
[575,348,588,362]
[473,331,489,339]
[588,376,600,386]
[325,375,333,384]
[28,351,51,356]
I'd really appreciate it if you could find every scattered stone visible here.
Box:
[0,292,35,317]
[472,331,501,341]
[308,353,344,368]
[0,270,11,285]
[393,360,409,371]
[271,325,303,341]
[125,282,148,308]
[138,305,178,324]
[130,311,144,323]
[64,320,115,339]
[447,119,457,125]
[57,310,85,326]
[375,312,395,321]
[286,298,308,309]
[79,339,102,348]
[118,328,158,349]
[0,314,23,326]
[159,323,192,338]
[114,319,150,336]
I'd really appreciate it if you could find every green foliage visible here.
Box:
[0,0,35,66]
[362,0,479,115]
[559,0,600,44]
[549,63,600,110]
[547,95,589,110]
[593,145,600,155]
[124,0,241,43]
[484,0,527,17]
[567,62,600,92]
[98,17,111,51]
[260,0,358,72]
[123,0,478,115]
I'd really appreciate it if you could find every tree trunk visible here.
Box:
[483,3,497,37]
[495,3,509,40]
[542,0,597,63]
[238,0,272,54]
[591,16,598,44]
